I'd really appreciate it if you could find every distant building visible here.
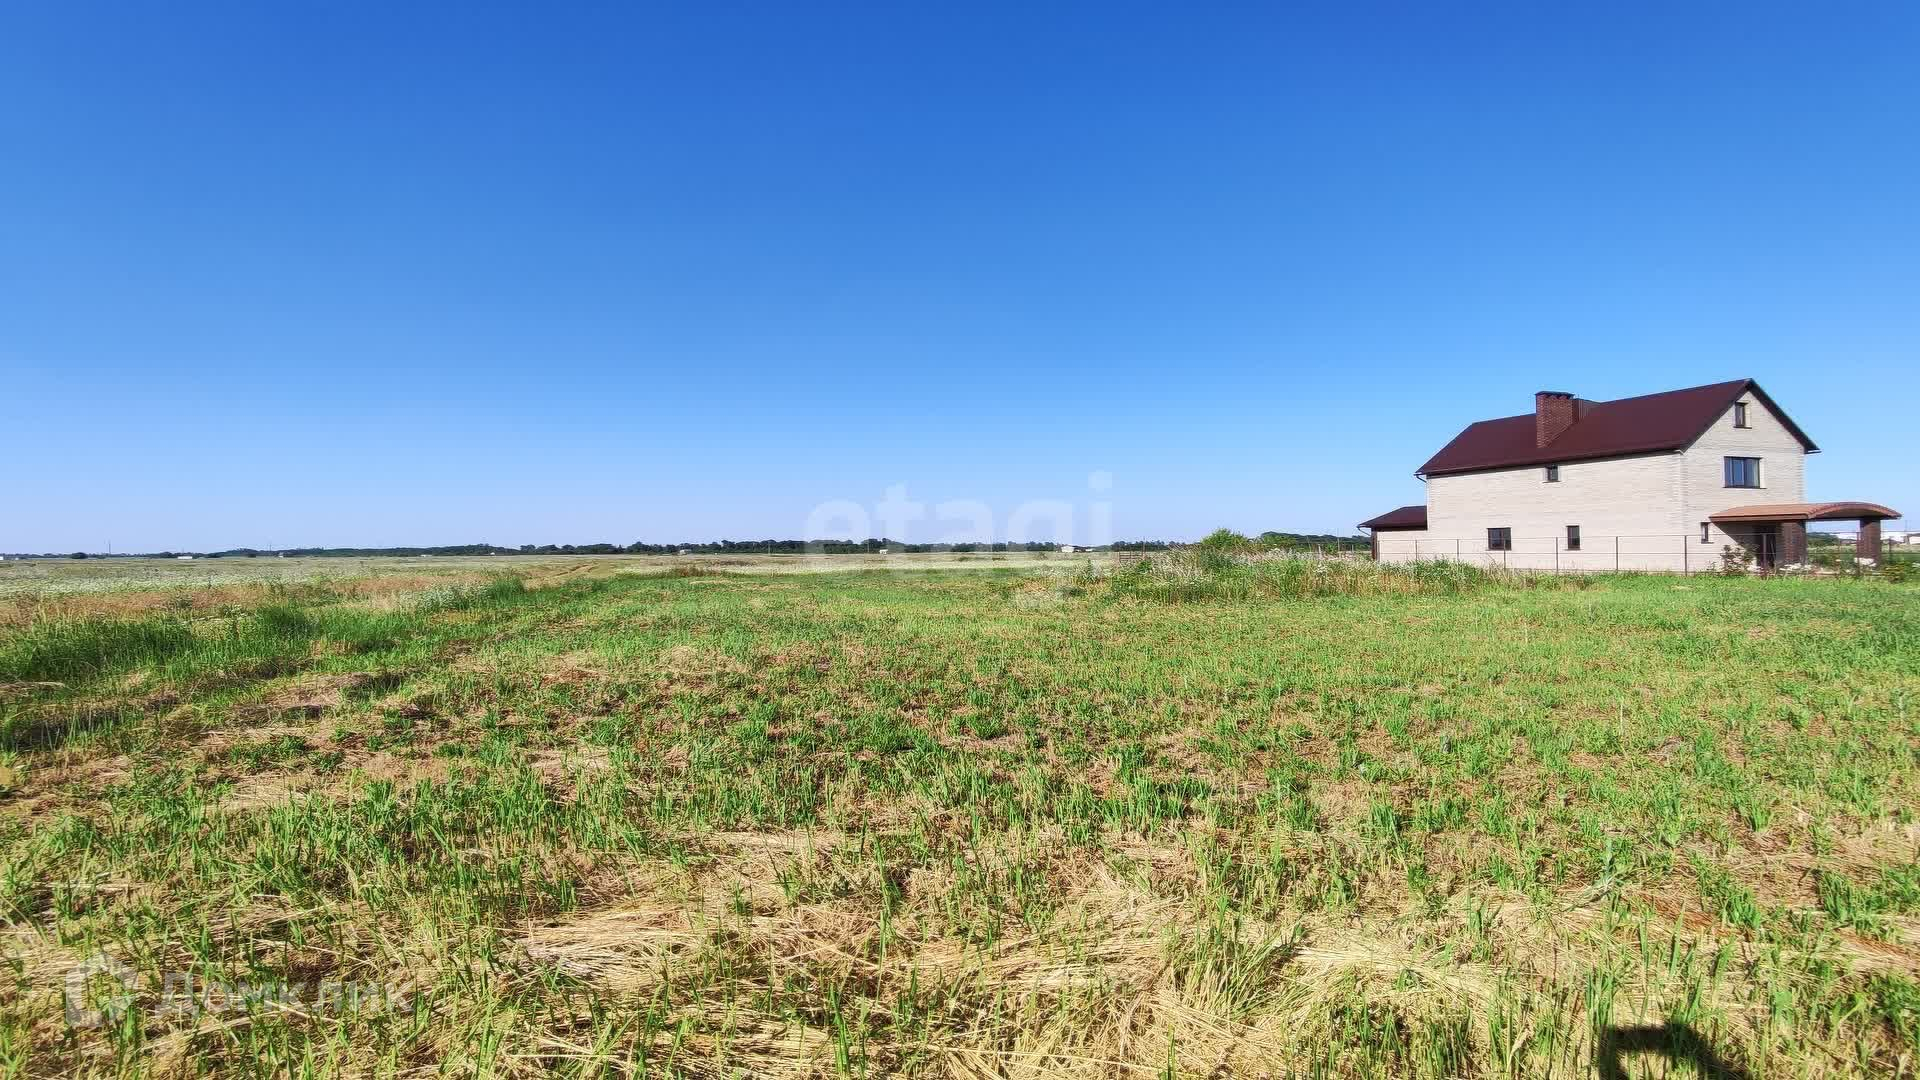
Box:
[1360,380,1901,570]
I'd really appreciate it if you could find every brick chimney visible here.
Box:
[1535,390,1576,447]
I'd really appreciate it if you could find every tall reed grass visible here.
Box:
[1104,549,1570,602]
[0,575,532,685]
[0,616,198,683]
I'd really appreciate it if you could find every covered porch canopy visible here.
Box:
[1709,501,1902,564]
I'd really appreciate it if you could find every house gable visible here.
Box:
[1679,386,1811,532]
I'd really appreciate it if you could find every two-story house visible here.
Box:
[1360,380,1899,571]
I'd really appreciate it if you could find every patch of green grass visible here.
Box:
[1,575,541,698]
[1106,549,1563,602]
[0,614,198,683]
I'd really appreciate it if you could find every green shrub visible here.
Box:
[1196,528,1255,554]
[1719,545,1754,576]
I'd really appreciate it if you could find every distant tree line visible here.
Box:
[595,539,1069,555]
[7,531,1364,560]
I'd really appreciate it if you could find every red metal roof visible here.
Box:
[1417,380,1817,478]
[1358,505,1427,530]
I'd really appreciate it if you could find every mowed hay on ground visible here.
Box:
[0,562,1915,1077]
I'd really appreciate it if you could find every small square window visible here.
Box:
[1565,525,1581,551]
[1733,402,1749,428]
[1487,527,1512,552]
[1724,456,1761,488]
[1544,465,1559,483]
[1701,522,1712,544]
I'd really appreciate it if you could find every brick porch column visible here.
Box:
[1858,519,1882,563]
[1780,521,1807,566]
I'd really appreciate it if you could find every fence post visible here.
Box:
[1456,539,1461,563]
[1614,536,1620,572]
[1682,535,1688,576]
[1554,537,1559,574]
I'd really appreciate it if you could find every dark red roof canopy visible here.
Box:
[1358,505,1427,530]
[1417,379,1817,478]
[1710,501,1900,523]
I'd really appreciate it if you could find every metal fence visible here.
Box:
[1373,533,1914,574]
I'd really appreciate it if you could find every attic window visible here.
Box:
[1544,465,1559,483]
[1733,402,1750,428]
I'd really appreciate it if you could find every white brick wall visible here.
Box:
[1418,452,1688,569]
[1376,395,1809,572]
[1373,529,1429,563]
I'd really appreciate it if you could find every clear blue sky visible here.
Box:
[4,3,1915,550]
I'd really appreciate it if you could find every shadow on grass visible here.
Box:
[1596,1024,1750,1080]
[0,703,135,752]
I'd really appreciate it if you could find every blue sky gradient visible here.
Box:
[4,3,1916,549]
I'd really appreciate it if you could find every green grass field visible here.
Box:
[0,561,1915,1077]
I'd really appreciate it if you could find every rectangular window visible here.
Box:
[1544,465,1560,483]
[1724,456,1761,487]
[1565,525,1581,551]
[1701,522,1712,544]
[1487,527,1511,551]
[1733,402,1749,428]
